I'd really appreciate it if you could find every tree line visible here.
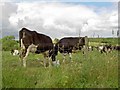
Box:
[1,35,118,51]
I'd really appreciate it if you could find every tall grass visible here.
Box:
[2,50,118,88]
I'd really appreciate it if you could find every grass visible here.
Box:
[88,38,119,45]
[2,50,118,88]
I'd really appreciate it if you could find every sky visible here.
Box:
[0,0,119,39]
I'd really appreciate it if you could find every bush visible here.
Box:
[0,36,19,51]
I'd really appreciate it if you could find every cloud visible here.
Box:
[1,2,118,39]
[1,2,18,38]
[8,2,98,38]
[82,8,118,37]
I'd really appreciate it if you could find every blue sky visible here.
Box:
[2,0,115,8]
[75,2,114,7]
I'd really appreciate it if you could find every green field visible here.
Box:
[88,38,119,47]
[2,50,118,88]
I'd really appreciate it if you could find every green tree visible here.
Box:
[1,36,19,51]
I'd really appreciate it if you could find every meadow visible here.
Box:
[2,49,118,88]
